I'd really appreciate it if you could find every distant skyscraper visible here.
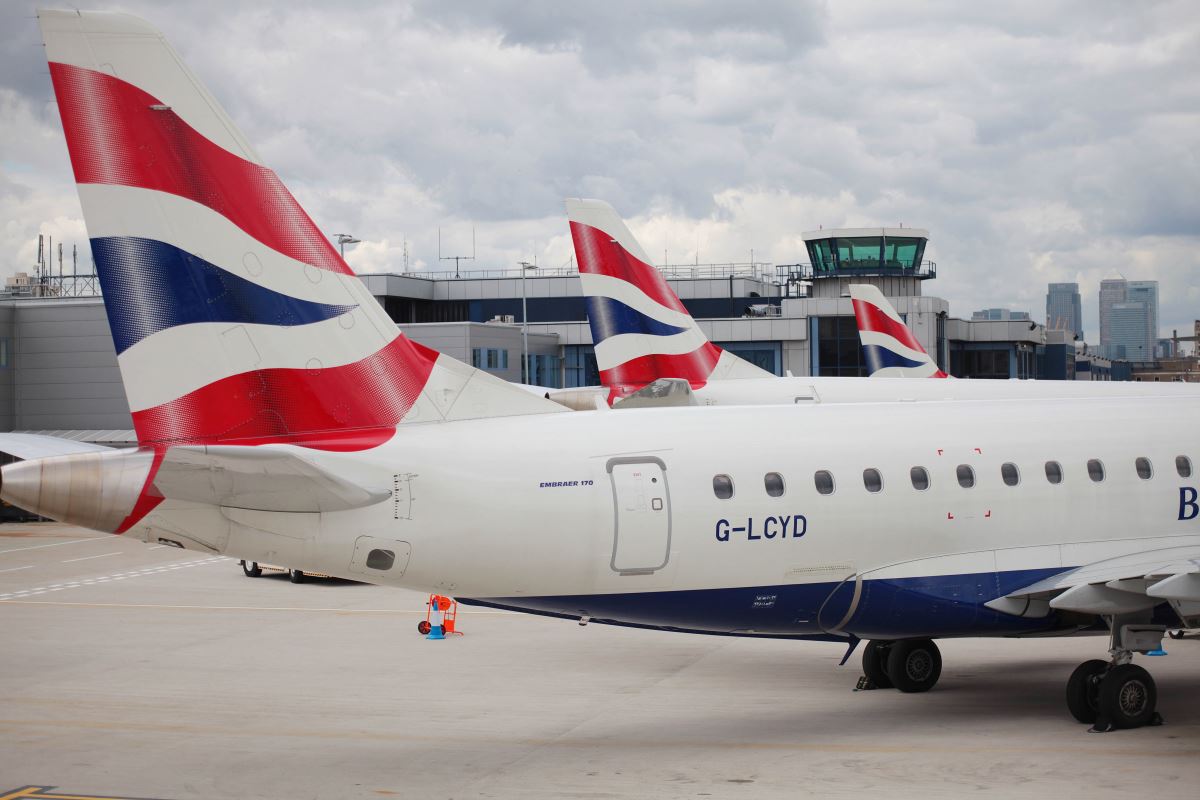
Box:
[1110,302,1152,361]
[1099,278,1127,350]
[1046,282,1082,339]
[1128,280,1159,351]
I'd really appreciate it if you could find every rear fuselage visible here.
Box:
[127,395,1200,640]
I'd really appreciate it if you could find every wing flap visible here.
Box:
[991,544,1200,622]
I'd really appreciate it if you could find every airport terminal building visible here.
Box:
[0,227,1119,435]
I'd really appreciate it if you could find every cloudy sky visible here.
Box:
[2,1,1197,340]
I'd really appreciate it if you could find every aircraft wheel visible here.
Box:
[1065,659,1107,723]
[289,569,306,584]
[885,638,942,693]
[1096,664,1157,729]
[417,620,432,635]
[1168,630,1184,640]
[861,640,894,689]
[241,560,262,578]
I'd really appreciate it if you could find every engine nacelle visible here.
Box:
[0,449,155,532]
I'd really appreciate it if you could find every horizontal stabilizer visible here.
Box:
[154,446,390,513]
[0,433,111,460]
[613,378,698,409]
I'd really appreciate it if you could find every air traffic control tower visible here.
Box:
[794,227,935,299]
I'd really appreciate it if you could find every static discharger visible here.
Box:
[418,594,462,639]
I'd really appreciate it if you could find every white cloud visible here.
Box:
[1,0,1196,340]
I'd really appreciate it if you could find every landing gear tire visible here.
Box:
[1095,664,1158,731]
[289,569,305,584]
[1065,659,1107,724]
[861,640,894,689]
[1168,629,1185,640]
[885,638,942,693]
[241,560,261,578]
[417,620,432,635]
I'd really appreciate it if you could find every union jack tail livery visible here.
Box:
[40,10,560,455]
[849,284,948,378]
[565,199,771,400]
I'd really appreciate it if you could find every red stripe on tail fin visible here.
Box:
[570,221,690,314]
[49,62,349,275]
[130,335,435,451]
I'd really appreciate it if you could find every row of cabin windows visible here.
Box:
[712,455,1193,499]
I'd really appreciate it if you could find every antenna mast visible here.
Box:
[438,226,476,278]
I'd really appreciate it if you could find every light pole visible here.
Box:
[335,233,360,260]
[519,260,536,384]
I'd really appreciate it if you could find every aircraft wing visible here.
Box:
[0,432,113,460]
[154,445,390,513]
[987,545,1200,624]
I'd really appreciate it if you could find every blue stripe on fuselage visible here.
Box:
[585,295,689,343]
[862,343,926,374]
[91,236,357,354]
[462,567,1115,640]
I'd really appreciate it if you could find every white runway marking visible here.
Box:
[0,556,226,601]
[0,537,101,555]
[62,551,122,563]
[0,564,34,573]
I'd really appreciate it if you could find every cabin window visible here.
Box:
[1087,459,1105,482]
[365,549,396,571]
[1001,462,1020,487]
[814,470,835,495]
[863,468,883,493]
[956,464,975,488]
[1045,461,1063,485]
[764,472,785,497]
[910,466,930,491]
[1177,455,1193,478]
[713,474,734,500]
[1135,457,1153,480]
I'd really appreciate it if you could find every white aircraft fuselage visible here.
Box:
[114,395,1200,641]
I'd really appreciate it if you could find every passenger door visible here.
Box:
[607,458,671,575]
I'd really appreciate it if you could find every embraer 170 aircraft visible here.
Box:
[5,10,1198,733]
[566,199,1200,407]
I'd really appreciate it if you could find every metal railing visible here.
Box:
[776,260,937,282]
[1,274,102,298]
[402,261,780,282]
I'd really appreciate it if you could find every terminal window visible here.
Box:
[471,347,509,371]
[814,316,866,377]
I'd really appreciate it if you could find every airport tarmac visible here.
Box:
[0,523,1196,800]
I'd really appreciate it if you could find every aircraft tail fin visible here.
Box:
[565,198,771,399]
[848,284,948,378]
[38,10,562,453]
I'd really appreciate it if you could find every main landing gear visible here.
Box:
[859,638,943,693]
[1066,622,1166,732]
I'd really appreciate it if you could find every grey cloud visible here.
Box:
[1,1,1197,336]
